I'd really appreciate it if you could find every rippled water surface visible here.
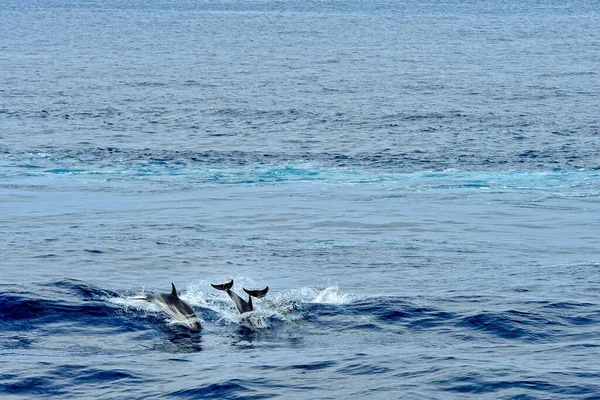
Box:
[1,0,600,398]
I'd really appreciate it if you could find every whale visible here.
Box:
[133,283,201,332]
[211,280,268,314]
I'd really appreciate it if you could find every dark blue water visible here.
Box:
[2,0,600,398]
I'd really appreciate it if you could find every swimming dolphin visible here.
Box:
[133,283,201,332]
[211,280,268,314]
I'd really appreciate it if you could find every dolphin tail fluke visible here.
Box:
[243,286,269,299]
[211,280,234,291]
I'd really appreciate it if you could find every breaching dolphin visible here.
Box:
[133,283,201,332]
[211,280,268,314]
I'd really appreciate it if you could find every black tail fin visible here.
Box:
[243,286,269,299]
[211,280,234,291]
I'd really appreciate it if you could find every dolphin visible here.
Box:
[211,280,269,314]
[133,283,201,332]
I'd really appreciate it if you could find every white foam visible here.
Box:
[107,282,357,329]
[107,288,156,311]
[312,285,354,304]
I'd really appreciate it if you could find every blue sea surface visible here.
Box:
[1,0,600,398]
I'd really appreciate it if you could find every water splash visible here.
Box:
[107,282,358,331]
[312,285,354,304]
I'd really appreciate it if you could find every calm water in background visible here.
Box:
[1,0,600,398]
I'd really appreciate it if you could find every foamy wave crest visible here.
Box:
[264,285,357,310]
[176,282,214,309]
[107,289,153,311]
[312,285,354,304]
[106,282,357,330]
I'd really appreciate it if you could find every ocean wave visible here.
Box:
[112,282,357,331]
[168,379,253,399]
[2,279,599,398]
[4,280,599,342]
[0,364,143,398]
[437,375,598,396]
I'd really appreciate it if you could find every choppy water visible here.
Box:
[1,0,600,398]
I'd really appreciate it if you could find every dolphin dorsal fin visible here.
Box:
[171,282,178,297]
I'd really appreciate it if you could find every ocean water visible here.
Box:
[1,0,600,398]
